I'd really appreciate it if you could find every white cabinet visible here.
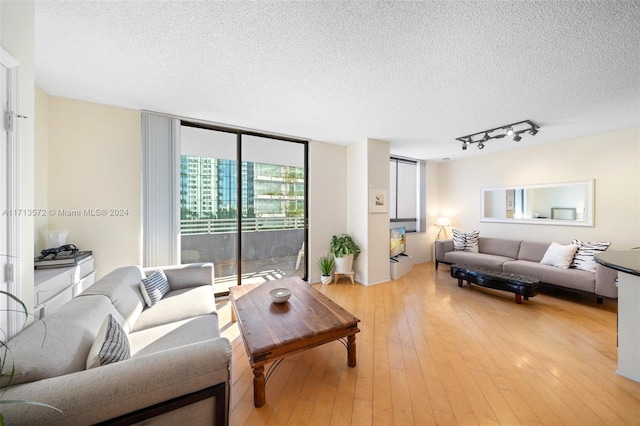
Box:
[390,255,412,280]
[617,271,640,382]
[34,256,95,319]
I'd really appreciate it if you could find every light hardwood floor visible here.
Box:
[217,262,640,425]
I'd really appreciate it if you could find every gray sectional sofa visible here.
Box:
[435,237,618,303]
[1,263,231,425]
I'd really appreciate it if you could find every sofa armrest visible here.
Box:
[1,337,231,425]
[435,239,454,264]
[144,262,214,291]
[595,263,618,299]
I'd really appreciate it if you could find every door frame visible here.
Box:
[1,47,22,338]
[180,121,309,292]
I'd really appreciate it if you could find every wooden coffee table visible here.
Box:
[229,277,360,407]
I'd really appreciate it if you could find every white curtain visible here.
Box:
[141,112,180,267]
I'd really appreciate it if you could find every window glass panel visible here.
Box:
[180,126,238,294]
[389,160,397,218]
[241,135,306,284]
[390,157,419,232]
[397,162,417,218]
[180,125,307,293]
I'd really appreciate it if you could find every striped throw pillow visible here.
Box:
[452,229,480,252]
[140,269,170,307]
[87,314,130,369]
[570,240,611,273]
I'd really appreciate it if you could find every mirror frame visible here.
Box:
[480,179,594,227]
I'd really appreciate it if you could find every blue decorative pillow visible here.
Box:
[87,314,130,369]
[140,269,170,307]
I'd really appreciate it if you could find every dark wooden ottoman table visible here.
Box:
[450,264,541,304]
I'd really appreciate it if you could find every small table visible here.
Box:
[334,271,355,284]
[450,264,540,304]
[229,277,360,407]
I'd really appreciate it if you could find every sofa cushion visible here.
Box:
[145,263,214,291]
[517,241,551,262]
[129,315,221,357]
[452,229,479,252]
[540,242,578,269]
[570,240,611,273]
[87,314,131,369]
[444,251,514,270]
[140,269,170,307]
[504,260,595,293]
[3,295,123,386]
[478,237,523,258]
[131,286,217,332]
[80,266,147,332]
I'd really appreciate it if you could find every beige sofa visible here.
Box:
[435,237,618,303]
[1,263,231,425]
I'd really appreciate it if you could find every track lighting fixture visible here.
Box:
[455,120,540,151]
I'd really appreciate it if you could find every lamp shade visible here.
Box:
[436,217,450,226]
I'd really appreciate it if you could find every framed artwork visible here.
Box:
[506,189,515,211]
[369,188,388,213]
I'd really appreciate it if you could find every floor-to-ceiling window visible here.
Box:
[180,123,307,295]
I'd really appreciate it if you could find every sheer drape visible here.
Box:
[141,112,180,267]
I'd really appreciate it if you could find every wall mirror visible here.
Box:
[481,180,594,226]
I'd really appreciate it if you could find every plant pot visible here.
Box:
[320,275,332,285]
[334,254,354,273]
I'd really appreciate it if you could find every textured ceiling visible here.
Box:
[34,1,640,161]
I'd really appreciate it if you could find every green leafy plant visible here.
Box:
[0,274,61,424]
[317,255,335,276]
[330,234,361,259]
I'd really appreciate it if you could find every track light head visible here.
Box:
[456,120,539,151]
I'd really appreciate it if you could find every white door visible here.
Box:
[1,47,22,338]
[0,62,9,333]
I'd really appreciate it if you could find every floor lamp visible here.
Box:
[435,217,450,240]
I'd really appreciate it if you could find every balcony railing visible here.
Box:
[181,217,306,235]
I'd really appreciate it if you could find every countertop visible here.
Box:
[595,250,640,277]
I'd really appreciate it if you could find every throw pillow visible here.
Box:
[452,229,480,252]
[139,269,170,307]
[86,314,130,369]
[570,239,611,273]
[540,242,579,269]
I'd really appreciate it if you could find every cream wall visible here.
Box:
[45,96,142,279]
[308,140,348,283]
[436,127,640,250]
[2,0,36,316]
[346,140,369,283]
[37,101,351,283]
[405,161,440,264]
[367,139,391,285]
[34,97,638,284]
[34,86,48,252]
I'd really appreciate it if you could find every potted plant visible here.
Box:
[330,234,361,273]
[317,255,335,285]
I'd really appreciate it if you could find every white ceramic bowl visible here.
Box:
[269,288,292,303]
